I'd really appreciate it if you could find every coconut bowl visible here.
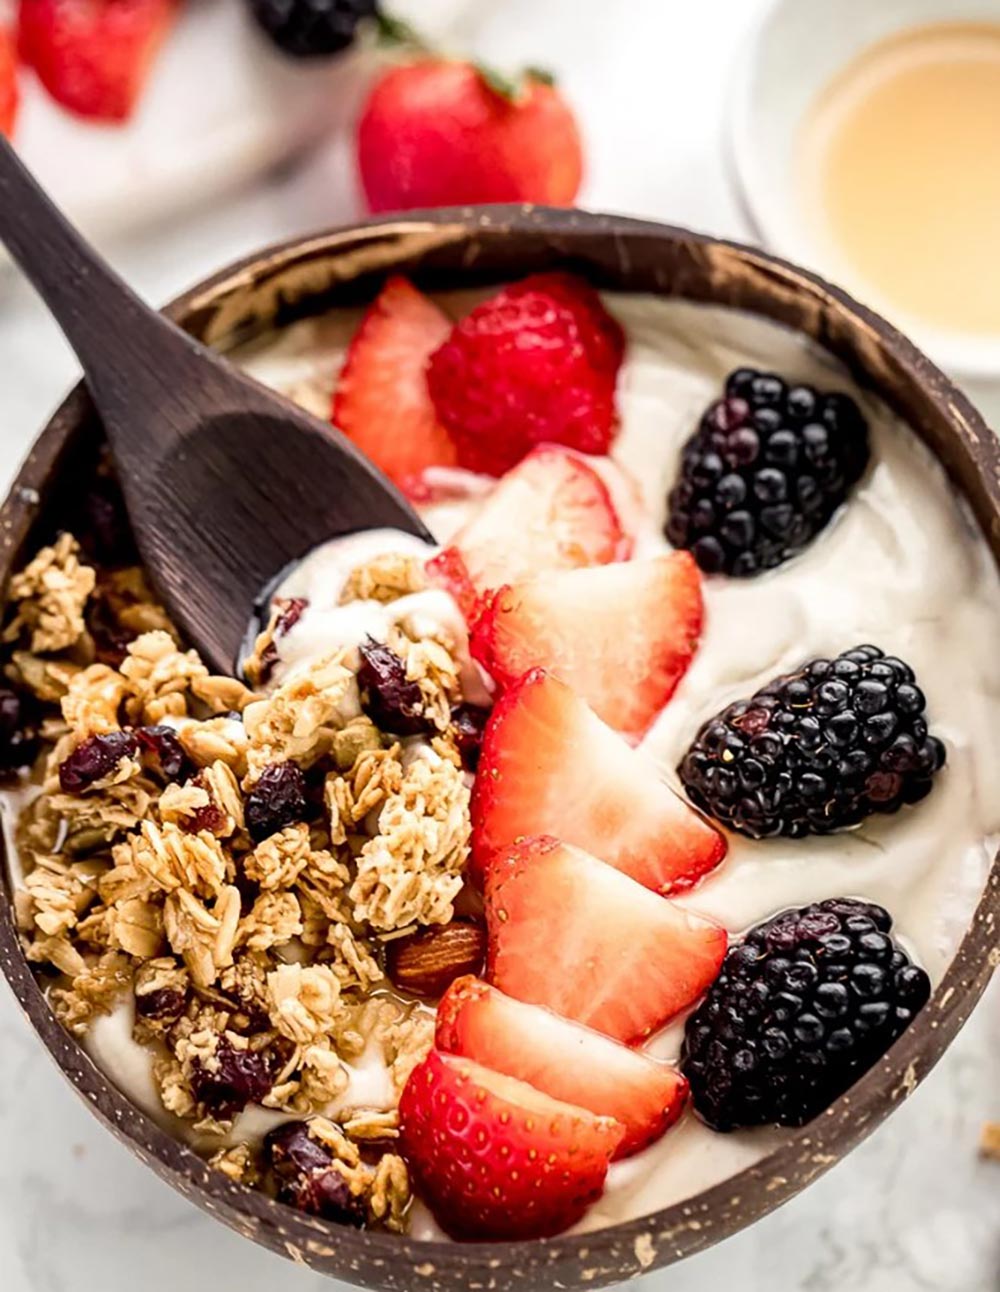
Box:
[0,206,997,1290]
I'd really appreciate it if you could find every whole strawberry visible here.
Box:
[18,0,180,124]
[356,58,583,213]
[0,27,18,136]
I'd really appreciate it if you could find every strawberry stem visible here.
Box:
[474,63,522,102]
[474,62,559,103]
[524,65,557,87]
[374,10,559,101]
[374,11,429,53]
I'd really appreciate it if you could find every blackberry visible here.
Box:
[247,0,377,58]
[665,368,870,576]
[681,898,931,1130]
[678,645,945,839]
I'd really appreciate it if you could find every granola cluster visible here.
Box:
[4,528,479,1234]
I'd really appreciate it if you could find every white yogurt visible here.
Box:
[265,526,493,708]
[10,292,1000,1237]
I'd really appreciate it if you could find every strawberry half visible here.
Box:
[471,669,725,893]
[0,27,18,136]
[426,445,630,615]
[18,0,180,124]
[485,837,727,1043]
[436,976,688,1158]
[426,273,624,475]
[398,1048,623,1240]
[471,552,703,737]
[331,276,458,490]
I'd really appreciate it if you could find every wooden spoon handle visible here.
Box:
[0,137,174,385]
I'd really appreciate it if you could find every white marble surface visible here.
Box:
[0,1,997,1288]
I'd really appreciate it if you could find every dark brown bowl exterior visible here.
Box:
[1,207,998,1290]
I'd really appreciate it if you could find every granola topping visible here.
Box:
[3,521,481,1235]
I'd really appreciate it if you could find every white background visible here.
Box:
[0,2,998,1289]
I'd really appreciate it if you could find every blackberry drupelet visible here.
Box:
[665,367,870,575]
[247,0,377,58]
[679,645,945,839]
[681,898,931,1130]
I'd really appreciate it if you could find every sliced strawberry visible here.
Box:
[426,445,630,616]
[0,27,18,136]
[399,1048,623,1240]
[471,669,725,893]
[18,0,179,124]
[471,552,703,737]
[436,976,688,1158]
[331,276,458,489]
[485,837,727,1043]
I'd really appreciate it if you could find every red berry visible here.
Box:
[18,0,179,124]
[471,669,726,895]
[398,1049,622,1240]
[332,276,458,489]
[245,761,307,843]
[484,836,728,1043]
[471,551,704,738]
[427,275,624,475]
[425,445,629,616]
[59,730,139,793]
[356,635,430,735]
[436,977,688,1159]
[357,60,583,214]
[511,272,625,375]
[0,27,18,136]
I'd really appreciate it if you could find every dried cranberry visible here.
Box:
[78,476,135,566]
[0,687,37,770]
[190,1038,276,1119]
[185,801,228,836]
[135,725,189,781]
[450,703,492,771]
[86,598,132,667]
[254,597,310,686]
[357,636,428,735]
[293,1168,367,1228]
[264,1121,333,1180]
[59,730,138,793]
[134,987,188,1024]
[245,761,307,842]
[274,597,308,637]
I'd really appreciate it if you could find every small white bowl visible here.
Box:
[728,0,1000,382]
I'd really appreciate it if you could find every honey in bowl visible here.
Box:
[800,21,1000,339]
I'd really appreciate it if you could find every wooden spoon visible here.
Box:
[0,137,434,674]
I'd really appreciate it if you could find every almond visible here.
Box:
[386,920,486,999]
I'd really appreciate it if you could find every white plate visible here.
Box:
[728,0,1000,380]
[6,0,476,247]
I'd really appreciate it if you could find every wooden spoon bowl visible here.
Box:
[0,207,997,1290]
